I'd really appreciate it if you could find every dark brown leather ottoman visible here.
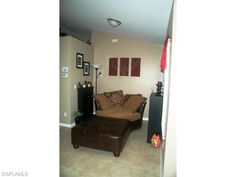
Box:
[71,117,130,157]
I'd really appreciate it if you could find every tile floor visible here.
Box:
[60,121,160,177]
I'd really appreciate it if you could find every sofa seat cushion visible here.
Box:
[96,107,141,121]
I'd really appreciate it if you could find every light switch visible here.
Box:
[62,66,69,78]
[62,66,68,72]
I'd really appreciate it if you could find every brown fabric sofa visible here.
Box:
[94,90,147,130]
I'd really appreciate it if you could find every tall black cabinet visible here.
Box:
[77,87,94,120]
[147,93,163,143]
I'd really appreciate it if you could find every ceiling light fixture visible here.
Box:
[112,39,119,43]
[107,18,121,28]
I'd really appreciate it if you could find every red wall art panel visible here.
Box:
[120,58,129,76]
[131,58,141,77]
[109,58,118,76]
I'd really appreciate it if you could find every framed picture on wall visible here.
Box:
[120,57,129,76]
[109,58,118,76]
[83,61,90,76]
[76,53,84,68]
[131,58,141,77]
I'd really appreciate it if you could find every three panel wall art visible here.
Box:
[108,57,141,77]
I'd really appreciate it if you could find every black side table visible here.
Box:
[75,116,84,125]
[77,87,94,119]
[75,114,95,125]
[147,93,163,143]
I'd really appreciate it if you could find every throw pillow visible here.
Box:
[104,90,125,107]
[94,94,113,110]
[123,94,144,112]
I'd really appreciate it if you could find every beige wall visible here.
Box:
[91,31,163,118]
[60,37,71,124]
[60,36,94,124]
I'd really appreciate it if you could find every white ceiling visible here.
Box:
[60,0,173,44]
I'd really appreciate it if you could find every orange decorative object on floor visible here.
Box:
[151,133,161,149]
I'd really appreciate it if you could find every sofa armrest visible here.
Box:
[94,99,102,111]
[137,97,147,119]
[128,97,147,130]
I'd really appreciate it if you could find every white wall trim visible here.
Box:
[60,122,76,128]
[143,117,148,121]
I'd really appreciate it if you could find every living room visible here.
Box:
[60,0,174,177]
[3,0,235,177]
[60,31,164,126]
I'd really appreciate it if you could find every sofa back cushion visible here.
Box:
[94,94,113,110]
[104,90,125,107]
[123,94,144,113]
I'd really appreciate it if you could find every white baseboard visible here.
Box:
[60,122,76,128]
[143,117,148,121]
